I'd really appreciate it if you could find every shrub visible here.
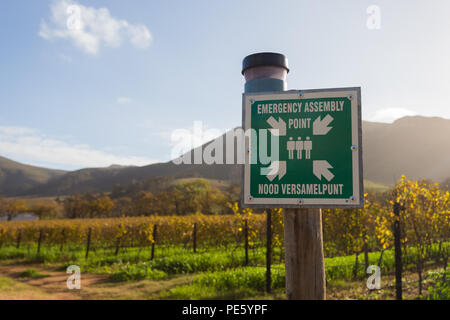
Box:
[18,269,49,279]
[109,263,167,282]
[427,270,449,300]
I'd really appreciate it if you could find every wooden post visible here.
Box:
[16,229,22,249]
[266,209,272,293]
[393,202,403,300]
[364,240,369,272]
[244,219,249,266]
[115,238,120,256]
[85,228,92,260]
[283,209,326,300]
[353,252,360,279]
[377,249,385,267]
[193,223,197,253]
[60,229,65,252]
[151,224,157,260]
[37,230,43,254]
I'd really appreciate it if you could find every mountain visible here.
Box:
[0,156,66,196]
[1,116,449,197]
[363,116,450,184]
[24,161,241,196]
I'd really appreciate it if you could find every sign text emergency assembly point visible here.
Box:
[242,87,363,208]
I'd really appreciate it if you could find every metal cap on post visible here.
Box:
[242,52,289,93]
[242,52,289,296]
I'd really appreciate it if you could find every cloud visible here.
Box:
[39,0,152,55]
[367,108,419,123]
[116,97,133,104]
[0,126,157,170]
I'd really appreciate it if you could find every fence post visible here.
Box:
[353,252,360,279]
[115,238,120,256]
[151,224,157,260]
[85,228,92,260]
[266,209,272,293]
[37,230,43,254]
[193,223,197,253]
[364,241,369,272]
[16,229,22,249]
[244,219,249,266]
[60,229,65,252]
[393,202,403,300]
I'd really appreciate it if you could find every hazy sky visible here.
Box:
[1,0,449,170]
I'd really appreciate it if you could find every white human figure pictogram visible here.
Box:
[304,136,312,159]
[287,137,295,160]
[295,137,304,159]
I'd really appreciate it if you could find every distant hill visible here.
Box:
[1,116,449,197]
[362,116,450,185]
[23,161,241,196]
[0,156,66,196]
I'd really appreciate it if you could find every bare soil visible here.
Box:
[0,261,194,300]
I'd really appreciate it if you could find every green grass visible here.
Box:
[0,241,447,286]
[427,270,450,300]
[164,265,285,299]
[0,241,447,300]
[0,243,273,278]
[109,263,167,282]
[18,268,49,279]
[0,277,17,287]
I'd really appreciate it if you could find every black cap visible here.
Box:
[241,52,289,75]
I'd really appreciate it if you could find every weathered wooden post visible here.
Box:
[393,202,403,300]
[85,227,92,260]
[241,53,362,299]
[284,209,325,299]
[16,229,22,249]
[37,229,43,254]
[114,238,120,256]
[266,209,272,293]
[193,223,197,253]
[60,229,65,252]
[151,224,157,260]
[244,219,249,266]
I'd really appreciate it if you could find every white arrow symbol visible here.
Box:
[267,116,286,136]
[260,161,286,181]
[313,114,334,135]
[313,160,335,181]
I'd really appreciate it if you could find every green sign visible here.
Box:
[242,87,363,208]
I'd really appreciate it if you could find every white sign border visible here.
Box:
[242,87,364,208]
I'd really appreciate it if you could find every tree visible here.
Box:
[113,197,132,217]
[132,191,155,216]
[62,194,90,219]
[89,196,115,218]
[29,202,58,220]
[0,196,28,221]
[394,175,448,296]
[169,179,228,215]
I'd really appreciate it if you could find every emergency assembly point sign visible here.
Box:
[242,87,363,208]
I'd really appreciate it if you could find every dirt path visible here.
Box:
[1,261,441,300]
[0,262,195,300]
